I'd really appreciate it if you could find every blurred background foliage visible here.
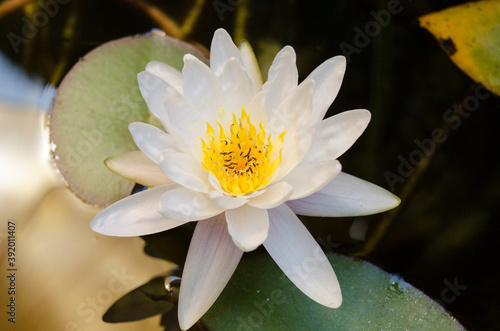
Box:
[1,0,499,330]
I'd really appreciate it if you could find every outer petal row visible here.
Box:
[90,185,185,236]
[287,171,401,217]
[264,204,342,308]
[158,186,224,222]
[178,214,243,330]
[105,151,173,187]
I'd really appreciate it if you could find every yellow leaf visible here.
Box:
[419,0,500,96]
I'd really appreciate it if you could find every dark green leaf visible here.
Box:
[202,252,465,330]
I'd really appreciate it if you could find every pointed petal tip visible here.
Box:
[328,55,347,71]
[136,70,143,80]
[232,238,261,253]
[282,44,295,53]
[137,70,156,88]
[178,312,197,331]
[278,45,297,62]
[369,186,401,214]
[103,156,125,178]
[349,108,372,131]
[145,60,167,73]
[337,55,347,66]
[325,292,342,309]
[183,53,196,63]
[311,285,342,309]
[358,108,372,125]
[214,27,231,39]
[356,108,371,118]
[364,189,401,215]
[127,121,141,132]
[89,217,104,234]
[226,205,269,252]
[340,108,371,122]
[388,192,402,209]
[89,216,126,238]
[301,263,343,309]
[137,70,146,78]
[89,212,117,237]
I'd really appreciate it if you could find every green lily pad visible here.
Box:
[202,252,464,330]
[419,0,500,96]
[50,31,208,207]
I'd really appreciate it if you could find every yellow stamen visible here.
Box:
[200,107,285,195]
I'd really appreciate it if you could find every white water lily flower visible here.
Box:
[91,28,400,330]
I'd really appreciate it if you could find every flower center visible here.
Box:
[200,108,285,196]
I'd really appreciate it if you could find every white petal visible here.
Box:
[163,97,206,156]
[208,173,223,191]
[129,122,174,163]
[302,109,371,163]
[219,58,254,113]
[306,56,347,125]
[248,181,293,209]
[178,214,243,330]
[145,61,184,95]
[210,28,244,77]
[159,149,208,192]
[287,172,401,217]
[137,71,181,124]
[264,204,342,308]
[284,160,341,200]
[159,186,224,222]
[273,128,315,182]
[225,205,269,252]
[267,79,314,134]
[209,191,248,209]
[245,89,268,129]
[239,40,263,93]
[105,151,173,187]
[90,185,186,236]
[183,54,223,119]
[261,46,298,118]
